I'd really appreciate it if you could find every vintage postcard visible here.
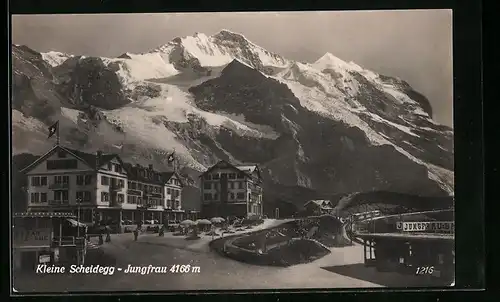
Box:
[10,10,454,292]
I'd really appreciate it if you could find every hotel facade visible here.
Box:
[21,145,198,230]
[199,160,263,219]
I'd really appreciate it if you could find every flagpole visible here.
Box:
[56,122,60,146]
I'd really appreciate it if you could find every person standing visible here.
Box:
[133,227,139,241]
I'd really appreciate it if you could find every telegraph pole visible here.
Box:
[77,198,81,238]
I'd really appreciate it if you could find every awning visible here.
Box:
[14,212,75,218]
[66,218,88,228]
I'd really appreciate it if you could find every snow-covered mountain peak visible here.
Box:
[312,52,363,73]
[41,51,74,67]
[146,30,291,71]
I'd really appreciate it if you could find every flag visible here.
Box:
[48,121,59,138]
[167,152,175,163]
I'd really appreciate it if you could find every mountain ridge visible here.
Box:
[11,30,454,210]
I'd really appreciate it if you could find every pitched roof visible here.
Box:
[200,160,261,181]
[161,171,185,187]
[123,163,164,185]
[20,145,122,173]
[236,165,258,174]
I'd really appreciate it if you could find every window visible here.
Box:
[54,175,69,184]
[213,193,218,201]
[203,174,212,180]
[84,175,92,185]
[204,194,212,201]
[203,183,211,190]
[40,193,47,203]
[108,163,112,170]
[117,194,124,203]
[30,193,40,203]
[40,177,47,186]
[77,175,84,185]
[138,183,143,190]
[115,164,122,173]
[167,188,171,194]
[46,159,77,170]
[31,177,40,186]
[229,173,236,179]
[212,173,220,180]
[237,172,244,179]
[230,192,235,200]
[238,182,243,189]
[55,191,69,202]
[76,191,91,202]
[248,193,251,201]
[236,192,245,200]
[229,182,234,189]
[101,192,110,202]
[101,176,109,186]
[248,203,252,213]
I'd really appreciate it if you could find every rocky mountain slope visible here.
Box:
[11,29,454,211]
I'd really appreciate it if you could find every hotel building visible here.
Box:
[21,145,197,230]
[199,160,263,219]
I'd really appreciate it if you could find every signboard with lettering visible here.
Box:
[400,221,454,233]
[39,254,51,263]
[13,227,51,247]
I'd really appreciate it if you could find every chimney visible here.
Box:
[96,151,102,167]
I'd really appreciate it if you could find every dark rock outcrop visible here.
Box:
[188,60,448,200]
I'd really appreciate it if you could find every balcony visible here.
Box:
[48,200,70,206]
[137,203,157,209]
[151,192,163,198]
[110,183,124,192]
[127,189,142,196]
[49,183,70,190]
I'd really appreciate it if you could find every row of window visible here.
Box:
[30,175,92,186]
[30,192,48,203]
[203,192,247,201]
[126,195,159,205]
[166,188,181,197]
[101,176,125,188]
[203,181,246,190]
[126,180,163,193]
[203,172,245,181]
[30,191,181,207]
[100,192,125,203]
[30,190,90,203]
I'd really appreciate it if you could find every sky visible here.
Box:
[11,10,453,127]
